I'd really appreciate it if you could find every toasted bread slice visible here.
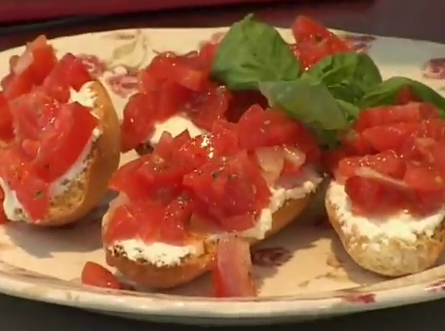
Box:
[103,193,313,289]
[3,80,120,226]
[325,181,445,277]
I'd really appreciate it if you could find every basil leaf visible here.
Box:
[360,76,445,114]
[259,75,357,147]
[305,52,382,104]
[210,14,300,90]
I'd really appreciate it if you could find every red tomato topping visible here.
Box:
[42,53,92,103]
[81,261,122,290]
[211,237,256,297]
[0,187,7,224]
[103,202,143,245]
[338,150,406,180]
[3,35,57,101]
[183,151,270,232]
[332,102,445,216]
[0,146,49,221]
[184,84,231,131]
[291,16,351,70]
[0,92,13,142]
[0,37,97,221]
[238,105,319,161]
[361,123,419,152]
[353,103,438,132]
[120,93,155,152]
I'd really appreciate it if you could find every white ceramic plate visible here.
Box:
[1,26,445,326]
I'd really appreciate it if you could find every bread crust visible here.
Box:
[10,80,120,227]
[325,181,445,277]
[103,194,312,289]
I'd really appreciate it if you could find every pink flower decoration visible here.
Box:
[106,69,139,98]
[340,292,376,304]
[77,54,107,77]
[251,247,292,267]
[422,58,445,79]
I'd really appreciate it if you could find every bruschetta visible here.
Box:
[120,40,268,156]
[0,35,120,226]
[103,104,323,289]
[325,102,445,276]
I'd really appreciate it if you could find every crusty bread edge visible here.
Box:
[325,181,445,277]
[31,80,121,227]
[104,193,313,289]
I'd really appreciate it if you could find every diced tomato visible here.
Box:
[0,186,7,224]
[395,85,421,105]
[345,176,406,215]
[183,151,270,232]
[211,237,256,298]
[353,103,439,132]
[198,41,217,72]
[103,203,142,245]
[416,119,445,141]
[120,93,155,152]
[0,92,13,142]
[210,119,239,156]
[34,103,97,182]
[154,130,191,159]
[41,53,92,102]
[27,35,56,85]
[291,16,350,70]
[361,123,419,152]
[409,189,445,215]
[185,84,231,131]
[337,150,405,180]
[345,175,445,216]
[3,70,34,100]
[139,52,207,92]
[238,105,317,154]
[3,35,57,100]
[81,261,122,290]
[159,194,194,244]
[403,163,445,191]
[341,130,374,155]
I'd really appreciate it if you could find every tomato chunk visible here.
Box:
[291,16,350,70]
[183,152,270,232]
[81,261,122,290]
[0,92,13,142]
[238,105,319,161]
[353,103,438,132]
[212,237,256,297]
[337,150,405,180]
[120,93,155,152]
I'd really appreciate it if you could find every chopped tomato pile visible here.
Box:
[211,236,256,297]
[327,102,445,215]
[0,35,97,221]
[290,16,351,71]
[105,104,320,246]
[120,16,346,154]
[121,49,233,152]
[81,261,122,289]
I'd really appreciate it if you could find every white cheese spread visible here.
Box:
[328,181,445,242]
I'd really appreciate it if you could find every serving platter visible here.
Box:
[1,26,445,325]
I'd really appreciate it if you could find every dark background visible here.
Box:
[0,0,444,329]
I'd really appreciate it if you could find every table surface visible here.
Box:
[1,0,445,329]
